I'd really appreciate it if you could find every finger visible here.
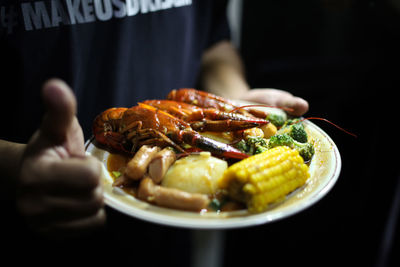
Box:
[20,155,102,195]
[275,95,309,117]
[242,89,309,116]
[39,156,103,194]
[40,79,77,144]
[45,184,104,220]
[18,185,103,224]
[36,209,106,239]
[288,97,309,117]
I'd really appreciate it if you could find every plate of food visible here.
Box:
[85,88,341,229]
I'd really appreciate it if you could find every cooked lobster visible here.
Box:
[92,89,270,159]
[141,100,267,132]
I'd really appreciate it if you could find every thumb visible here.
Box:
[40,79,77,144]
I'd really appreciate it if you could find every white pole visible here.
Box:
[190,230,226,267]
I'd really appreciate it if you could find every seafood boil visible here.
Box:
[93,89,315,213]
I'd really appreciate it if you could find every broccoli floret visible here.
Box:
[246,136,268,155]
[235,139,249,153]
[266,113,285,127]
[296,142,315,162]
[289,123,308,143]
[278,119,308,143]
[267,134,294,148]
[246,136,267,147]
[254,144,268,154]
[268,134,315,162]
[234,136,268,155]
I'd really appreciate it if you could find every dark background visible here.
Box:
[224,1,399,267]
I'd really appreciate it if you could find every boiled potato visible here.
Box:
[161,152,227,195]
[260,123,277,139]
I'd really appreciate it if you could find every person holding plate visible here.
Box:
[0,0,308,264]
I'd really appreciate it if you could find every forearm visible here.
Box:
[198,41,309,116]
[0,140,26,197]
[199,40,250,99]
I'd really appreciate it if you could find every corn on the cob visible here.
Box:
[219,146,310,213]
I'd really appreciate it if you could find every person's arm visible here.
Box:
[199,40,309,116]
[199,40,249,99]
[0,140,25,198]
[2,79,105,238]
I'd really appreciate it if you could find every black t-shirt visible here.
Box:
[0,0,230,142]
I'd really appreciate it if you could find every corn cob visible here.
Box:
[219,146,310,213]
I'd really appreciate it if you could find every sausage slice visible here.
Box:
[148,147,176,183]
[137,177,210,211]
[124,145,161,180]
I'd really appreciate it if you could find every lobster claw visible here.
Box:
[171,130,249,160]
[190,120,267,132]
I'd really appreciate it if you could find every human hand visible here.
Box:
[17,79,105,238]
[238,88,309,117]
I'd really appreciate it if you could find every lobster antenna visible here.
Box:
[230,104,295,113]
[300,117,358,138]
[230,104,357,138]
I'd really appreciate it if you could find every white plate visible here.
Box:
[86,108,341,229]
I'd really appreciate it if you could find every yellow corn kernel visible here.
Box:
[219,146,310,213]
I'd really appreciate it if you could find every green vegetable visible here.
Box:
[246,136,267,147]
[235,139,249,153]
[267,134,293,147]
[209,197,229,211]
[268,134,315,162]
[267,113,285,127]
[254,145,268,154]
[209,198,222,211]
[247,136,268,154]
[112,171,122,178]
[235,136,269,155]
[278,118,308,143]
[295,142,315,162]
